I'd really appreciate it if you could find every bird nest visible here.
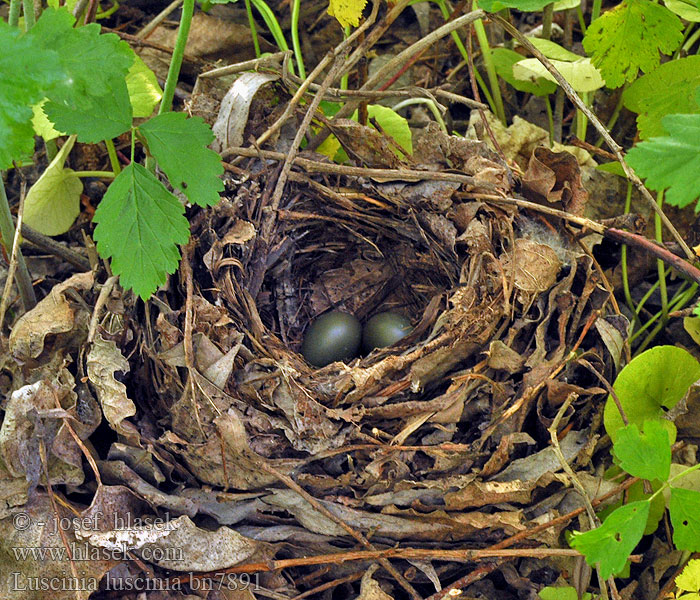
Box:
[150,116,612,494]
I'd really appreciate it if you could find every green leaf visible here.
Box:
[32,99,65,141]
[612,420,670,481]
[670,487,700,551]
[626,113,700,211]
[622,56,700,139]
[33,8,134,141]
[127,55,163,118]
[92,163,190,300]
[677,559,700,593]
[570,501,649,579]
[44,81,133,143]
[327,0,367,27]
[477,0,555,12]
[583,0,683,89]
[138,112,223,208]
[512,57,605,93]
[492,48,557,96]
[367,104,412,156]
[23,135,83,236]
[528,38,583,62]
[539,586,591,600]
[664,0,700,21]
[604,346,700,442]
[0,18,66,167]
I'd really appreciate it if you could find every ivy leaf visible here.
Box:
[138,112,223,207]
[23,135,82,236]
[625,112,700,211]
[612,420,671,481]
[92,163,190,300]
[583,0,683,88]
[327,0,367,27]
[569,501,649,579]
[622,56,700,139]
[0,18,65,167]
[670,487,700,551]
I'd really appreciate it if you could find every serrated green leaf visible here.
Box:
[569,501,649,579]
[127,55,162,118]
[32,99,65,141]
[583,0,683,89]
[0,18,66,167]
[492,48,557,96]
[612,420,671,481]
[138,112,223,207]
[23,135,82,236]
[626,113,700,210]
[45,81,133,143]
[622,56,700,139]
[327,0,367,27]
[604,346,700,442]
[513,57,605,93]
[477,0,554,12]
[93,163,190,299]
[677,559,700,592]
[32,8,134,141]
[31,8,133,99]
[670,487,700,551]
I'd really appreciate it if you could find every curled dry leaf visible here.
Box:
[9,271,94,360]
[86,333,135,438]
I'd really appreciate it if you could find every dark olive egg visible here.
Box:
[301,311,362,367]
[362,312,412,353]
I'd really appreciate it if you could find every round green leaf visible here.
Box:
[604,346,700,443]
[513,57,605,92]
[23,135,82,236]
[664,0,700,22]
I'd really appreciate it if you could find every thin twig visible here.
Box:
[136,0,183,38]
[223,146,490,188]
[0,176,33,328]
[549,393,609,600]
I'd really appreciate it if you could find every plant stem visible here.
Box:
[541,2,553,39]
[8,0,20,27]
[591,0,602,23]
[244,0,261,58]
[0,176,36,311]
[473,18,506,124]
[392,98,448,132]
[291,0,305,79]
[545,95,554,145]
[75,171,116,178]
[104,139,121,176]
[249,0,292,74]
[159,0,194,114]
[655,191,668,322]
[22,0,35,30]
